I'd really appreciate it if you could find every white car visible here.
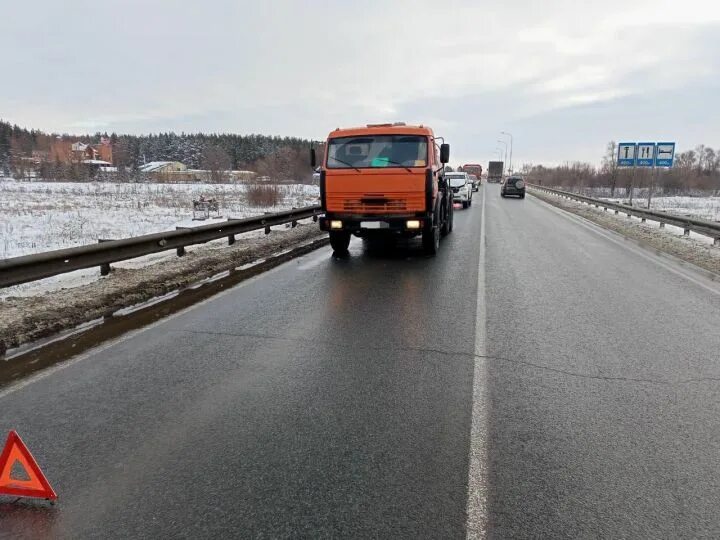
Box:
[468,174,479,191]
[446,172,473,208]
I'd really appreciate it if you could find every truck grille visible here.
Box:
[327,193,425,213]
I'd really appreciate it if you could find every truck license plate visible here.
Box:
[360,221,388,229]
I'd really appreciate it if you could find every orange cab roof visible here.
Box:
[328,123,435,138]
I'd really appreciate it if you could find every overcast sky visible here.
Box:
[2,0,719,166]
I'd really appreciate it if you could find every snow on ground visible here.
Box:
[561,187,720,222]
[601,196,720,223]
[0,179,319,259]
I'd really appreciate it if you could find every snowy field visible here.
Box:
[601,194,720,221]
[617,196,720,223]
[0,179,319,259]
[551,187,720,222]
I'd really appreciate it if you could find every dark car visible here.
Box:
[501,176,525,198]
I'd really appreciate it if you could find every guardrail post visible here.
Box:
[98,239,113,275]
[265,225,271,234]
[659,222,665,228]
[641,217,646,223]
[291,220,297,228]
[177,246,186,257]
[715,237,720,247]
[684,227,691,237]
[615,209,619,214]
[228,234,235,245]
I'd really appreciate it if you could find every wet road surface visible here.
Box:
[1,184,720,538]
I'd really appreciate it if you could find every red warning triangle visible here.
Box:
[0,431,57,501]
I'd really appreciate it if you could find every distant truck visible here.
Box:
[312,122,453,255]
[488,161,504,183]
[462,164,483,186]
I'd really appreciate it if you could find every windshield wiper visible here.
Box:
[379,159,412,172]
[328,157,361,172]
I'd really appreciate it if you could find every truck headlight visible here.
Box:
[330,220,343,229]
[406,220,421,229]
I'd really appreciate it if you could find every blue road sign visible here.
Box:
[637,143,656,167]
[618,143,636,166]
[655,142,675,167]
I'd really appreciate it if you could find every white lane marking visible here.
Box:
[0,248,321,400]
[466,184,489,539]
[528,194,720,297]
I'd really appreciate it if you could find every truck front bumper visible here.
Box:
[319,215,431,234]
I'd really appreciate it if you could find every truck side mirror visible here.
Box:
[440,143,450,164]
[310,148,317,168]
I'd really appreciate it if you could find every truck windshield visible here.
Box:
[327,135,428,169]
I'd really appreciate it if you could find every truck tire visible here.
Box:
[441,201,450,236]
[329,231,351,253]
[462,201,468,209]
[446,200,454,234]
[422,218,440,255]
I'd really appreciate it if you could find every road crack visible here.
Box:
[174,328,718,387]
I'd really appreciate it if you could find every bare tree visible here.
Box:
[601,141,619,197]
[201,145,232,183]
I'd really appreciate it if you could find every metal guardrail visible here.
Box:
[0,205,322,288]
[528,184,720,245]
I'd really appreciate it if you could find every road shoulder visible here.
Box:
[0,224,326,357]
[529,189,720,278]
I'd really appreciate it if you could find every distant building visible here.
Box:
[139,162,256,183]
[50,137,113,164]
[139,161,188,174]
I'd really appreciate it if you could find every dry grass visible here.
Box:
[245,184,282,207]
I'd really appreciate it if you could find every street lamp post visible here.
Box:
[496,140,508,175]
[501,131,513,173]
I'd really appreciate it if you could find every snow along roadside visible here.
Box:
[528,189,720,277]
[0,223,326,356]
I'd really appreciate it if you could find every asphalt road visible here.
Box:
[2,184,720,539]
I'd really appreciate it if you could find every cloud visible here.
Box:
[1,0,718,165]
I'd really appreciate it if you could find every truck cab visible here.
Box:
[312,123,452,255]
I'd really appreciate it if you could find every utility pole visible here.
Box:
[497,140,508,175]
[501,132,513,173]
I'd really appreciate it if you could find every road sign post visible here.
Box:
[637,142,656,208]
[617,141,675,207]
[636,143,656,167]
[618,143,637,167]
[655,143,676,167]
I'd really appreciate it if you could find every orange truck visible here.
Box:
[311,123,452,255]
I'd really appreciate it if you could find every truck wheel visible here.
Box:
[441,201,450,236]
[329,231,351,253]
[422,221,440,255]
[447,200,454,233]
